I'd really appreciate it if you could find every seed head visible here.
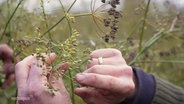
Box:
[104,34,110,42]
[104,17,111,27]
[108,8,116,15]
[114,11,121,19]
[111,24,118,31]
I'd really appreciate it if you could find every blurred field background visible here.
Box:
[0,0,184,104]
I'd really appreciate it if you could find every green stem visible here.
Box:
[41,0,77,37]
[41,16,65,37]
[67,0,77,12]
[68,67,75,104]
[0,0,24,41]
[59,0,72,36]
[7,0,12,45]
[128,19,142,37]
[73,13,92,17]
[129,30,165,65]
[67,18,72,36]
[40,0,53,41]
[139,0,151,51]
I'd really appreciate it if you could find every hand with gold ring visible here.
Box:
[75,48,137,104]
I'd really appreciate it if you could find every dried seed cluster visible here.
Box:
[101,0,121,42]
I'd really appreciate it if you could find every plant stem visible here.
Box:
[59,0,72,36]
[41,16,65,37]
[40,0,53,41]
[138,0,151,51]
[68,67,75,104]
[0,0,24,41]
[73,13,92,17]
[7,0,12,45]
[41,0,78,37]
[129,29,164,65]
[67,0,77,12]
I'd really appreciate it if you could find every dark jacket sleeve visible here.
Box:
[122,67,184,104]
[152,75,184,104]
[122,67,156,104]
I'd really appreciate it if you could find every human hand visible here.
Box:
[15,53,71,104]
[0,44,15,89]
[75,48,137,104]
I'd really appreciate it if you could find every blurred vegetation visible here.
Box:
[0,0,184,104]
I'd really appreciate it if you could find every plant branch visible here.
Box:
[138,0,151,51]
[41,0,78,37]
[0,0,24,41]
[40,0,53,41]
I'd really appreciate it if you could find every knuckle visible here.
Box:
[128,82,135,91]
[107,77,115,90]
[90,50,98,57]
[87,74,98,84]
[87,60,94,68]
[121,66,133,75]
[125,81,135,95]
[90,65,100,72]
[109,48,122,56]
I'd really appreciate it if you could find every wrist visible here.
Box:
[121,68,138,104]
[127,67,156,104]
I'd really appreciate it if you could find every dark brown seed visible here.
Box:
[104,17,111,27]
[111,4,116,8]
[101,0,105,3]
[110,34,115,40]
[110,30,116,35]
[109,30,116,40]
[110,0,118,8]
[115,0,120,5]
[111,25,118,31]
[108,8,116,15]
[104,35,110,42]
[113,19,119,24]
[5,32,10,37]
[114,11,121,18]
[111,36,115,40]
[159,52,164,57]
[127,37,134,46]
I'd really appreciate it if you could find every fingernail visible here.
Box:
[88,60,92,63]
[76,74,86,82]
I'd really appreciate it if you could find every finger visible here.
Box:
[55,62,69,76]
[87,57,125,68]
[15,55,35,88]
[1,74,15,89]
[90,48,122,58]
[75,73,135,94]
[44,53,56,66]
[0,44,14,61]
[85,65,132,77]
[35,53,56,66]
[48,62,69,90]
[28,53,56,83]
[75,87,100,104]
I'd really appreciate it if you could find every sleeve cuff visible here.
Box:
[152,75,184,104]
[122,67,156,104]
